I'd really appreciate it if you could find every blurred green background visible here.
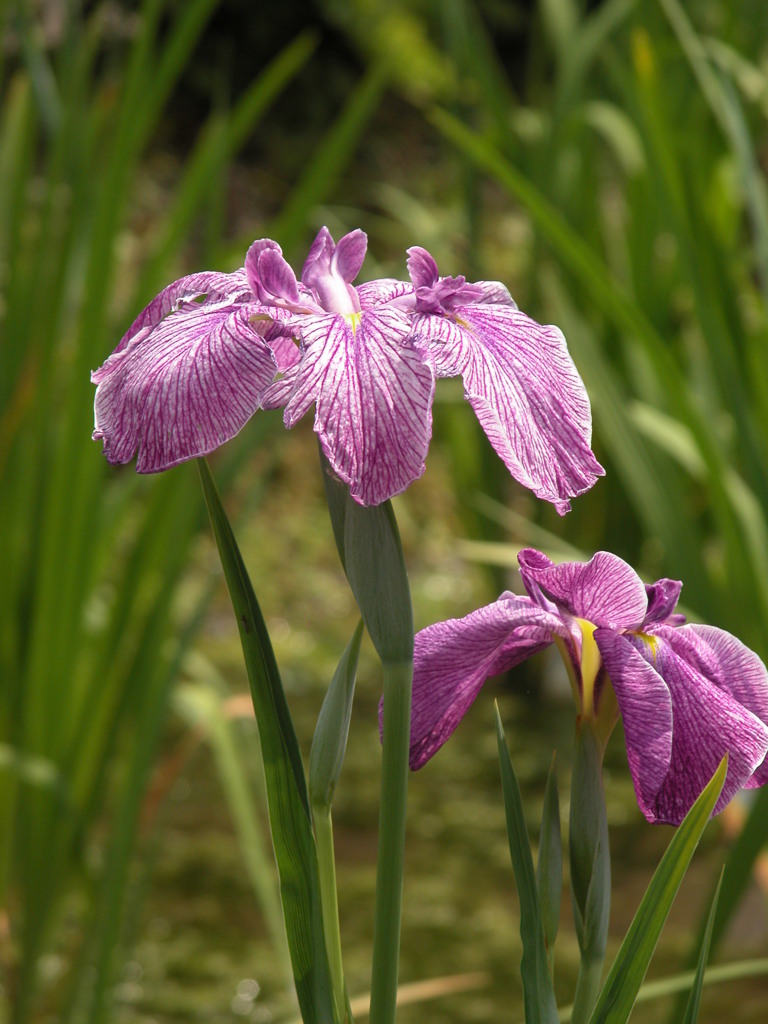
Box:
[2,0,768,1021]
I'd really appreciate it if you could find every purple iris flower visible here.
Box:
[408,547,768,825]
[92,227,603,510]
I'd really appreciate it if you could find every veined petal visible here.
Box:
[518,548,649,630]
[602,629,768,824]
[594,630,673,820]
[356,279,414,310]
[92,303,277,472]
[283,309,435,506]
[471,280,516,306]
[407,595,566,769]
[657,623,768,787]
[115,270,252,354]
[414,305,604,513]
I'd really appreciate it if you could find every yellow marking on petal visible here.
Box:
[575,617,601,721]
[344,312,362,335]
[249,313,274,323]
[453,315,470,330]
[630,630,659,662]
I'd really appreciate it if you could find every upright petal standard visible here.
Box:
[92,228,603,510]
[408,547,768,825]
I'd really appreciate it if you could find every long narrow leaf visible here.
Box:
[495,705,559,1024]
[537,754,562,975]
[310,621,364,812]
[681,871,723,1024]
[587,756,727,1024]
[667,784,768,1023]
[198,458,337,1024]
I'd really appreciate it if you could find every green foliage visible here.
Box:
[198,459,338,1024]
[0,2,383,1019]
[587,758,727,1023]
[5,0,768,1019]
[495,706,559,1024]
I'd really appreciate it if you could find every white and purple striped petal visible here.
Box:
[92,302,278,472]
[656,624,768,788]
[413,305,604,514]
[283,309,435,506]
[601,628,768,824]
[114,270,252,354]
[407,594,567,769]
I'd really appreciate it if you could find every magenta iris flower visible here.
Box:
[92,227,603,510]
[408,547,768,825]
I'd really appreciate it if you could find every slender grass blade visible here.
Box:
[587,756,727,1024]
[198,458,337,1024]
[495,705,559,1024]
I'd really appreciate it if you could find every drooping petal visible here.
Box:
[92,303,278,472]
[283,309,435,505]
[518,549,649,630]
[657,623,768,788]
[407,595,567,769]
[601,629,768,824]
[594,629,673,820]
[114,270,252,354]
[413,305,604,513]
[644,579,684,624]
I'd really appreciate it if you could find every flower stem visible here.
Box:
[569,720,610,1023]
[314,805,348,1022]
[369,658,412,1024]
[571,954,605,1023]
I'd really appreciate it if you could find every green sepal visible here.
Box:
[495,705,560,1024]
[320,450,413,665]
[537,753,562,975]
[309,620,364,813]
[681,870,723,1024]
[198,459,338,1024]
[587,756,728,1024]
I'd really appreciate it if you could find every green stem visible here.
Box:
[314,804,347,1022]
[369,659,412,1024]
[571,955,605,1024]
[569,720,610,1024]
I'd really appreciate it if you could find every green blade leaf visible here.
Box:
[537,753,562,975]
[588,756,728,1024]
[681,870,723,1024]
[310,620,364,813]
[198,458,338,1024]
[495,705,559,1024]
